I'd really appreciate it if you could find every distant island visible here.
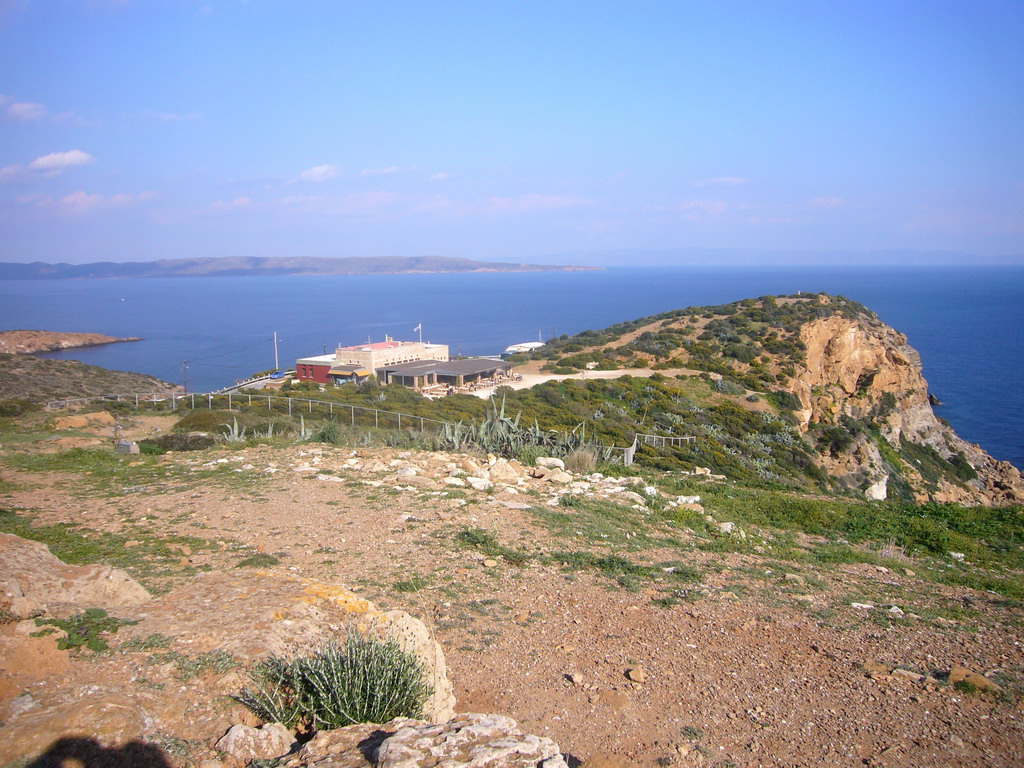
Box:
[0,256,600,280]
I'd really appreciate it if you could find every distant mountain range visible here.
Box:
[0,256,600,280]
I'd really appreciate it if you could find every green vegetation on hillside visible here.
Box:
[513,293,868,390]
[0,353,174,401]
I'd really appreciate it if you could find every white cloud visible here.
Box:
[24,190,156,215]
[298,164,340,182]
[429,172,453,181]
[0,150,95,183]
[28,150,95,174]
[7,101,48,121]
[210,196,252,211]
[488,193,595,212]
[0,164,24,183]
[359,165,400,177]
[691,176,749,187]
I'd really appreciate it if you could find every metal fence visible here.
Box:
[45,391,454,433]
[44,393,695,466]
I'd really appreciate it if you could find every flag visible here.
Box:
[413,323,422,332]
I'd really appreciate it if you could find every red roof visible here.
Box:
[340,340,405,351]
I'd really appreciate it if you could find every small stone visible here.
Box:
[862,660,892,678]
[487,459,522,484]
[567,672,584,685]
[215,722,293,762]
[891,668,926,684]
[625,666,647,684]
[903,568,916,577]
[482,559,498,568]
[949,664,1003,693]
[498,501,531,510]
[536,457,565,470]
[618,491,646,504]
[465,476,493,491]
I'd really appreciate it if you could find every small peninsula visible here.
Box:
[0,256,599,280]
[0,330,142,355]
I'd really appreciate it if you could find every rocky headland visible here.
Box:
[0,330,142,355]
[516,293,1023,506]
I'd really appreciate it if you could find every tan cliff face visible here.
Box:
[790,312,1023,506]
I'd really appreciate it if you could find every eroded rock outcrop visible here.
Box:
[0,545,456,767]
[377,714,568,768]
[791,304,1024,505]
[0,532,152,618]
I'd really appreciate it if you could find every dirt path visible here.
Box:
[470,365,710,399]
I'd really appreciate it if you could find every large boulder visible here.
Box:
[215,722,294,762]
[124,570,457,724]
[0,533,151,618]
[0,568,455,767]
[377,713,568,768]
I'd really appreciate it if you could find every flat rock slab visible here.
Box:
[0,533,151,618]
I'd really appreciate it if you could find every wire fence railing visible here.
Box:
[44,393,695,466]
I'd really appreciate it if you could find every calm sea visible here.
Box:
[1,266,1021,469]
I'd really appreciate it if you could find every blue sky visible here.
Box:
[1,0,1022,265]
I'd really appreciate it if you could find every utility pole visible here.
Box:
[273,331,279,371]
[182,360,189,393]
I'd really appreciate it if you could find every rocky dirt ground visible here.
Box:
[1,412,1022,768]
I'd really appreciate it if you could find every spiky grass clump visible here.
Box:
[236,633,432,731]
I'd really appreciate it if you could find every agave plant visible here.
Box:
[222,417,247,444]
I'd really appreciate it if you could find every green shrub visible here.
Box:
[766,390,802,412]
[32,608,137,653]
[713,377,746,396]
[313,422,346,445]
[237,553,281,568]
[0,398,37,417]
[237,634,432,731]
[172,409,237,433]
[139,433,215,453]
